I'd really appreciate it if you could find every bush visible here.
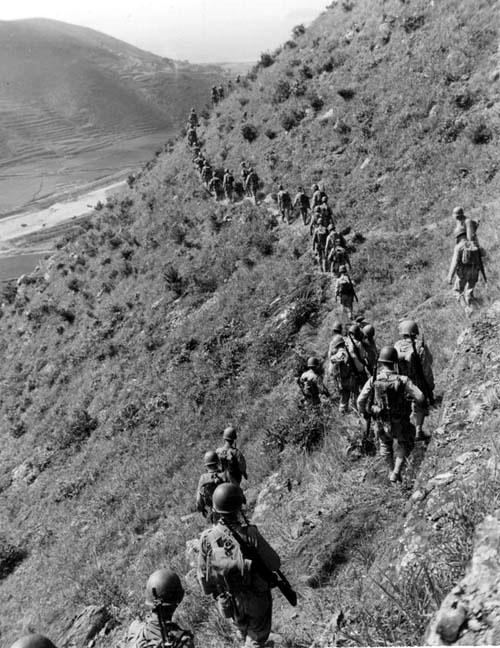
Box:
[299,64,314,80]
[259,52,275,68]
[292,24,306,38]
[280,108,306,132]
[241,123,259,142]
[284,40,297,50]
[468,120,493,144]
[273,79,291,104]
[0,536,27,580]
[308,92,325,112]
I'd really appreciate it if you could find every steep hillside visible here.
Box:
[0,1,498,646]
[0,18,224,214]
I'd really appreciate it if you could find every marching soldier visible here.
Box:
[328,334,362,414]
[277,185,292,223]
[335,265,357,319]
[216,426,248,485]
[357,346,425,483]
[447,222,485,310]
[196,451,228,521]
[293,186,310,224]
[298,357,330,406]
[127,569,194,648]
[223,168,235,202]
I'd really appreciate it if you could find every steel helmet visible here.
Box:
[399,319,419,337]
[145,569,184,608]
[348,324,363,341]
[378,346,398,365]
[331,334,345,349]
[312,183,319,190]
[338,265,347,273]
[453,206,465,219]
[307,356,320,368]
[10,638,57,648]
[332,320,343,334]
[223,426,237,441]
[212,483,245,514]
[204,450,219,467]
[363,324,375,340]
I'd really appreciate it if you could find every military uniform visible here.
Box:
[447,239,480,307]
[127,616,194,648]
[335,272,355,319]
[223,171,235,202]
[312,224,329,271]
[198,519,280,648]
[298,367,329,406]
[216,442,248,486]
[293,190,310,224]
[363,338,378,373]
[277,189,292,223]
[327,243,351,276]
[328,343,360,413]
[357,366,425,481]
[196,469,227,520]
[208,175,222,200]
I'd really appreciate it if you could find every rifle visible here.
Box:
[151,588,193,648]
[346,273,358,303]
[478,247,487,283]
[226,522,297,607]
[410,337,434,406]
[347,334,370,379]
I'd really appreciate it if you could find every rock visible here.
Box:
[60,605,110,648]
[318,107,334,122]
[428,472,455,488]
[436,603,467,643]
[467,618,482,632]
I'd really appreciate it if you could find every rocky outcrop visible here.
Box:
[426,512,500,645]
[389,301,500,643]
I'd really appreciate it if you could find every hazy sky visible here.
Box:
[0,0,328,62]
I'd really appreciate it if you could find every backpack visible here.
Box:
[330,349,351,384]
[337,276,354,296]
[373,374,408,421]
[219,448,243,482]
[395,339,421,382]
[200,473,225,511]
[204,525,249,592]
[460,241,481,267]
[300,370,320,399]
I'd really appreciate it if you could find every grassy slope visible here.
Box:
[0,0,498,645]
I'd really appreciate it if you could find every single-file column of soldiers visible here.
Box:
[12,104,488,648]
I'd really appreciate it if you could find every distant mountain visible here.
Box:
[0,18,224,165]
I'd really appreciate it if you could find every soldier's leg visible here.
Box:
[378,426,394,473]
[241,592,273,647]
[411,401,429,441]
[391,421,411,482]
[339,387,350,414]
[453,275,467,306]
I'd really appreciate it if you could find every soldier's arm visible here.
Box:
[447,246,459,282]
[403,377,426,405]
[197,534,217,595]
[356,378,373,414]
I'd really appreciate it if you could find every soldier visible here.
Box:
[311,184,326,209]
[196,451,227,521]
[345,324,368,373]
[218,85,225,101]
[240,161,250,184]
[394,319,434,442]
[327,232,351,276]
[309,205,322,236]
[223,168,235,202]
[211,85,219,105]
[127,569,194,648]
[208,171,222,200]
[328,334,362,414]
[186,125,198,148]
[245,168,259,202]
[277,185,292,223]
[357,346,426,483]
[453,206,479,243]
[216,425,248,486]
[293,186,310,225]
[194,151,205,173]
[10,636,57,648]
[298,357,330,406]
[188,107,199,127]
[198,483,282,648]
[447,224,485,310]
[335,265,357,320]
[318,196,334,229]
[312,217,329,271]
[362,324,378,373]
[201,161,213,187]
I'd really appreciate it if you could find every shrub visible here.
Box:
[292,24,306,38]
[280,108,306,132]
[0,536,27,580]
[259,52,274,68]
[299,64,314,80]
[265,128,277,140]
[468,120,493,144]
[285,40,297,50]
[241,123,259,142]
[273,79,291,104]
[338,88,356,100]
[308,92,325,112]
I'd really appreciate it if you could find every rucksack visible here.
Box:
[204,525,249,592]
[373,374,408,421]
[200,473,225,511]
[395,339,421,382]
[219,448,243,482]
[300,371,320,399]
[315,226,328,250]
[337,276,354,296]
[330,349,351,384]
[460,241,481,267]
